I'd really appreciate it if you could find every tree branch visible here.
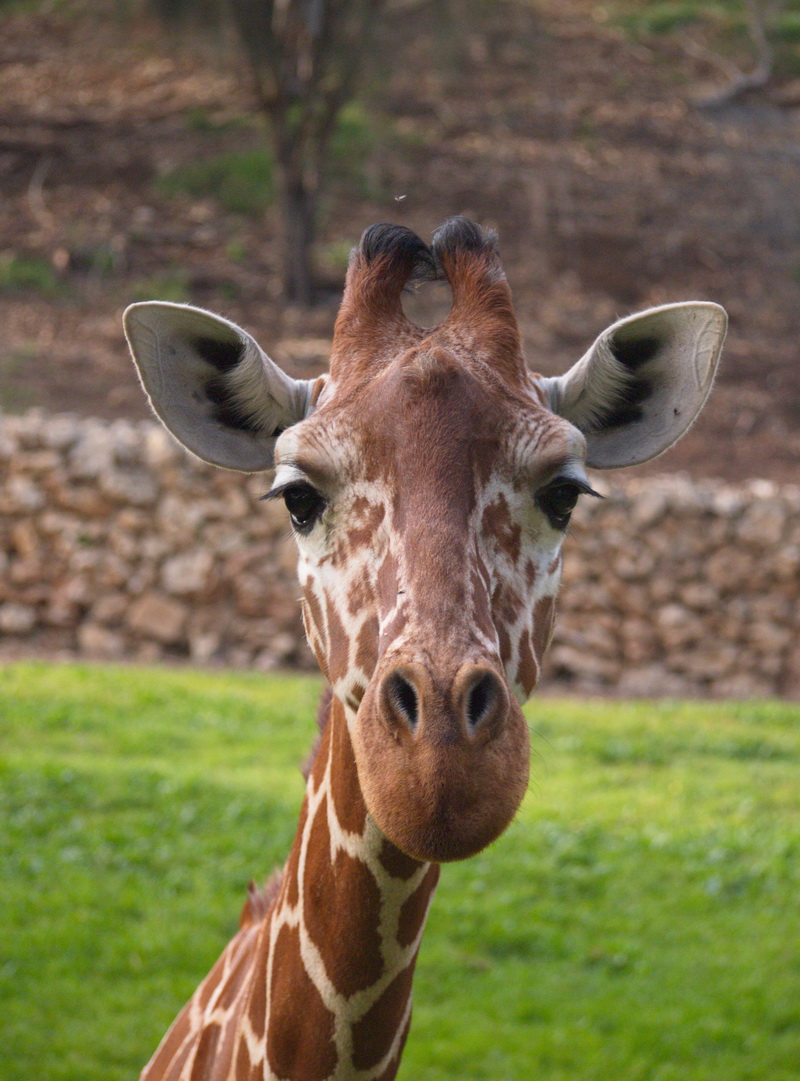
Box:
[696,0,777,109]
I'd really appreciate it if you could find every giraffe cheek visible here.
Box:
[531,595,555,666]
[300,592,329,679]
[324,595,350,683]
[353,616,379,680]
[515,627,540,699]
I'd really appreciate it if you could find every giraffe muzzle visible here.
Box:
[354,656,530,862]
[379,661,510,743]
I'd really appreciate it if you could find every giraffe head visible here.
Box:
[125,218,726,863]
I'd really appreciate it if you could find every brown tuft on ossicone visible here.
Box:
[431,216,524,380]
[331,224,434,378]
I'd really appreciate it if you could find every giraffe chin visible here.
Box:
[352,689,531,864]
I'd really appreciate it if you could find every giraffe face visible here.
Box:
[272,344,588,863]
[125,216,726,866]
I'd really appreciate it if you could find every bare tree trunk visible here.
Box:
[278,170,317,306]
[149,0,386,306]
[229,0,385,305]
[272,117,330,306]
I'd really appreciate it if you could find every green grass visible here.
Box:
[155,102,385,216]
[1,664,799,1081]
[774,10,800,43]
[0,346,40,411]
[618,0,705,36]
[614,0,800,75]
[0,0,71,13]
[156,148,276,216]
[131,268,191,304]
[0,252,64,297]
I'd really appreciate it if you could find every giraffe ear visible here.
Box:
[542,302,727,469]
[124,302,315,472]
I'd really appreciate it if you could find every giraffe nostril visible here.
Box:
[466,672,497,730]
[387,672,419,729]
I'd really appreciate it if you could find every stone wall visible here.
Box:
[1,410,798,697]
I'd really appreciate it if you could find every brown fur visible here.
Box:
[266,924,338,1081]
[351,962,418,1072]
[239,871,282,930]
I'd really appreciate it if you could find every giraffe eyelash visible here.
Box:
[262,481,328,535]
[260,483,294,502]
[536,476,602,531]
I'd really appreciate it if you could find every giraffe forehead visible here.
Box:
[293,359,575,489]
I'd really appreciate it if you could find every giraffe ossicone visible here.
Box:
[124,216,726,1081]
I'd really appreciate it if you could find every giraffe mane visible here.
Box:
[239,868,283,930]
[300,685,334,782]
[236,688,335,936]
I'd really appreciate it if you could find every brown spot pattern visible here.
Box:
[346,498,386,551]
[470,564,495,641]
[143,1006,193,1080]
[325,594,350,683]
[246,941,268,1040]
[482,495,522,565]
[329,703,368,834]
[216,942,255,1012]
[497,623,512,666]
[516,627,539,696]
[347,573,373,617]
[233,1039,252,1081]
[282,798,308,909]
[196,949,232,1014]
[303,798,384,997]
[374,1011,413,1081]
[300,590,327,674]
[351,960,417,1071]
[267,924,337,1081]
[165,1038,194,1081]
[354,615,379,676]
[189,1022,221,1081]
[346,680,367,713]
[532,595,556,660]
[379,839,423,881]
[214,1013,240,1081]
[397,865,440,948]
[492,580,523,626]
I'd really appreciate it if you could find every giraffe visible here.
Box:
[124,217,727,1081]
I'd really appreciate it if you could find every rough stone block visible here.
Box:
[78,623,125,659]
[161,550,214,596]
[127,592,188,645]
[0,603,37,634]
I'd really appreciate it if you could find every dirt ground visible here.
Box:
[1,0,799,482]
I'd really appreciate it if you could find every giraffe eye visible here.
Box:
[283,484,326,534]
[537,481,583,531]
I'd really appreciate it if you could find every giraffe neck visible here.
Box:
[141,696,440,1081]
[264,696,440,1080]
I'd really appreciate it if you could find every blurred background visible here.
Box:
[2,0,800,693]
[1,0,799,480]
[2,6,800,1080]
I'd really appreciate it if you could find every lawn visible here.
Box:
[1,663,798,1081]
